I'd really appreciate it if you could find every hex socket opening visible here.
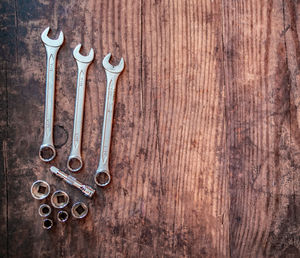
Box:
[39,204,51,217]
[43,218,53,229]
[57,210,68,222]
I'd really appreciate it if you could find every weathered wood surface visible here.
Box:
[0,0,299,257]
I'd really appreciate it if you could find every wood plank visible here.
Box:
[141,0,228,256]
[0,1,18,257]
[223,0,300,256]
[2,0,300,257]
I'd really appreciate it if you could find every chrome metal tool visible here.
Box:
[57,210,69,222]
[94,54,124,187]
[67,44,94,172]
[31,180,50,200]
[43,218,53,229]
[71,202,88,219]
[39,27,64,162]
[50,166,95,198]
[51,190,69,208]
[39,204,52,217]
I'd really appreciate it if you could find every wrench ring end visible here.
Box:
[39,144,56,162]
[67,156,83,172]
[94,170,111,187]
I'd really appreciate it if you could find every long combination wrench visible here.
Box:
[67,44,94,172]
[94,53,124,187]
[39,27,64,162]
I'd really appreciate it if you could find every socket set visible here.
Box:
[31,27,125,229]
[31,180,88,229]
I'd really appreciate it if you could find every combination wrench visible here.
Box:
[94,53,124,187]
[67,44,94,172]
[39,27,64,162]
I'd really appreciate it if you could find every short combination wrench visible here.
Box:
[67,44,94,172]
[39,27,64,162]
[94,53,124,187]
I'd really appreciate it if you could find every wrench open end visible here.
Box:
[94,170,111,187]
[102,53,125,74]
[73,44,94,63]
[67,156,83,172]
[39,144,56,162]
[67,44,94,172]
[41,27,64,47]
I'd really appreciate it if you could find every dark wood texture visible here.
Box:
[0,0,299,257]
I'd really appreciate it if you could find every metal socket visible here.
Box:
[57,210,69,222]
[43,218,53,229]
[31,180,50,200]
[39,204,51,217]
[71,202,88,219]
[51,190,69,208]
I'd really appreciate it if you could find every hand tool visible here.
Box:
[50,166,95,198]
[31,180,50,200]
[43,218,53,229]
[51,190,69,208]
[67,44,94,172]
[94,53,124,187]
[71,202,88,219]
[57,210,69,222]
[39,204,52,217]
[39,27,64,162]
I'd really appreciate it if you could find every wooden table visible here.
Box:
[1,0,300,257]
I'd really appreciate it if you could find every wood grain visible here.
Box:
[223,0,300,257]
[0,0,299,257]
[223,1,300,257]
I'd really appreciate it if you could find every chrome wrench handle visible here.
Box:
[39,27,63,162]
[96,73,117,182]
[67,44,94,172]
[95,54,124,187]
[67,62,88,170]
